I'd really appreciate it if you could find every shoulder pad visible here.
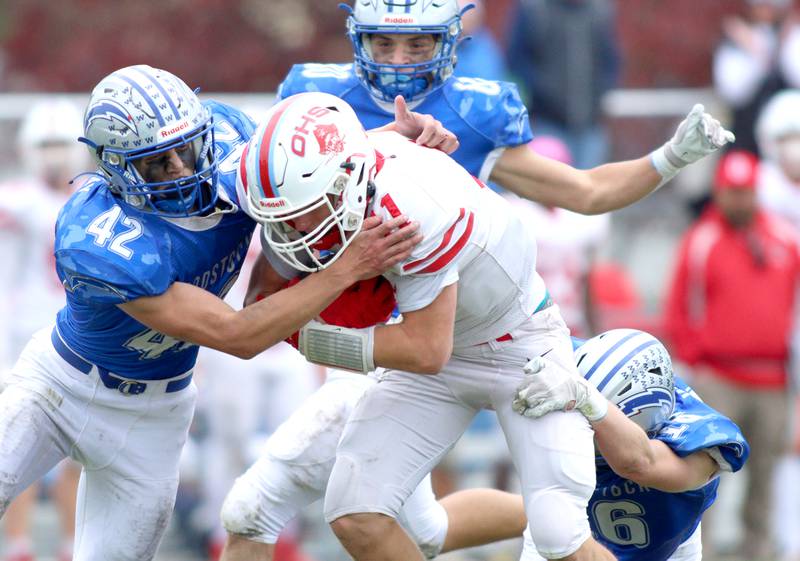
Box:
[206,100,257,140]
[278,63,359,100]
[656,377,750,472]
[55,187,173,304]
[441,78,532,148]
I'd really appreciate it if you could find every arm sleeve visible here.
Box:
[657,379,750,473]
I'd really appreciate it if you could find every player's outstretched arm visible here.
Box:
[119,215,421,359]
[490,104,734,215]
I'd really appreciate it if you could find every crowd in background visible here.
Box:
[2,1,800,560]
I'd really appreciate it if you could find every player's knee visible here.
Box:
[330,512,392,548]
[221,480,268,540]
[526,486,594,559]
[400,500,447,559]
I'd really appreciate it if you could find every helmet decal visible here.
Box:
[237,92,375,272]
[576,329,676,434]
[81,65,218,217]
[314,123,346,155]
[85,99,138,137]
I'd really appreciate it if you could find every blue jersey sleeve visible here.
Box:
[204,100,257,206]
[441,77,533,149]
[55,181,174,305]
[656,377,750,473]
[278,63,360,101]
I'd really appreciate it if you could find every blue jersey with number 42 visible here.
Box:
[589,377,749,561]
[54,101,256,380]
[278,63,532,181]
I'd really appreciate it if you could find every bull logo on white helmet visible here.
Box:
[314,123,346,155]
[237,92,376,272]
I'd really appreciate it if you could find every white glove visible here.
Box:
[650,103,736,188]
[511,356,608,422]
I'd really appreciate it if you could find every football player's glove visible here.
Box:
[651,104,735,188]
[512,356,608,422]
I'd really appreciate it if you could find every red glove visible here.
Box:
[320,276,396,329]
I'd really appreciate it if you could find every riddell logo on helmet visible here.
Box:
[259,199,286,208]
[160,121,190,138]
[381,15,417,24]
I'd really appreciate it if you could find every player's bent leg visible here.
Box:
[330,512,426,561]
[71,379,198,560]
[221,533,274,561]
[323,371,477,561]
[220,454,323,555]
[0,383,71,516]
[519,529,615,561]
[396,474,449,558]
[221,375,365,558]
[439,488,526,553]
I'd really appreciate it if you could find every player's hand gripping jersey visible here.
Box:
[278,63,532,182]
[588,377,749,561]
[53,102,256,380]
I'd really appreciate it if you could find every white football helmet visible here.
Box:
[575,329,675,435]
[344,0,466,103]
[80,65,217,217]
[756,90,800,180]
[237,92,376,272]
[16,98,88,187]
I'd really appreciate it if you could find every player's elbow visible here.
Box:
[412,338,452,374]
[609,449,657,484]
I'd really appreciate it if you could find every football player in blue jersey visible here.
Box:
[513,329,750,561]
[278,0,734,212]
[0,64,462,561]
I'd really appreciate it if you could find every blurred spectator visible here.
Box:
[505,0,620,169]
[712,0,800,154]
[453,0,507,81]
[754,89,800,561]
[0,99,89,561]
[504,136,609,337]
[664,149,800,561]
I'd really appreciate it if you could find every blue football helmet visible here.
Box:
[575,329,675,435]
[344,0,467,103]
[80,65,218,217]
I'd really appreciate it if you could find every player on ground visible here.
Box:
[234,91,617,561]
[0,65,449,561]
[513,329,750,561]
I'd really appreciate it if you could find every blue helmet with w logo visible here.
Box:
[80,65,217,217]
[575,329,675,435]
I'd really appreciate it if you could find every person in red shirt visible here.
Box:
[664,149,800,561]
